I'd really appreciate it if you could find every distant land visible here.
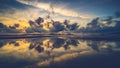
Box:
[0,32,120,40]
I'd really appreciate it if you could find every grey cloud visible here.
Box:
[78,12,120,34]
[0,23,21,33]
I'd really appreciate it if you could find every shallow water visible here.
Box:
[0,37,120,68]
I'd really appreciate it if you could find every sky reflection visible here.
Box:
[0,38,120,68]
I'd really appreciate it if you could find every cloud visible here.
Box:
[0,7,47,29]
[50,21,65,32]
[79,12,120,34]
[0,0,96,30]
[16,0,94,19]
[0,23,21,33]
[15,0,97,28]
[17,0,79,17]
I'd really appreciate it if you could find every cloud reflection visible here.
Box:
[0,38,120,68]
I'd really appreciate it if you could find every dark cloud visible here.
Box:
[63,20,79,31]
[35,17,44,25]
[1,11,120,34]
[26,16,80,33]
[102,16,113,24]
[79,12,120,34]
[0,23,7,28]
[26,27,46,33]
[26,18,46,33]
[0,23,21,33]
[50,21,65,32]
[9,24,20,29]
[25,11,120,34]
[87,17,100,30]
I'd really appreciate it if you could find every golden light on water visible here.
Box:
[0,38,92,60]
[0,38,119,68]
[37,51,92,67]
[0,39,29,51]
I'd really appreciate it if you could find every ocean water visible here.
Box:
[0,37,120,68]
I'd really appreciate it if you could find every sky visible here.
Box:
[0,0,120,29]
